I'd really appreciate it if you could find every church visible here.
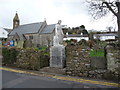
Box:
[8,13,62,48]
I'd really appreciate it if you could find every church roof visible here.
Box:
[41,24,55,34]
[9,22,55,36]
[9,22,44,35]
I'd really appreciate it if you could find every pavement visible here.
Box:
[1,67,120,89]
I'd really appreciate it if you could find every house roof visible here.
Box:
[65,34,89,37]
[4,28,12,33]
[94,33,118,37]
[9,22,44,35]
[40,24,55,34]
[0,27,8,38]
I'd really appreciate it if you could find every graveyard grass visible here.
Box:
[90,49,104,57]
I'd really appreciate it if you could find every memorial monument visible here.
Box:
[50,20,65,68]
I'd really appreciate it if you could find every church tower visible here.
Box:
[13,12,20,29]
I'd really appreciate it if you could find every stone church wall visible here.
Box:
[39,33,54,47]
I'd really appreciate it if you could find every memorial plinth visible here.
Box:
[50,45,65,68]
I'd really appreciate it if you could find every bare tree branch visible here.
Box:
[86,0,120,44]
[102,2,118,16]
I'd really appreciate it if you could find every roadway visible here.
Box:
[1,67,120,89]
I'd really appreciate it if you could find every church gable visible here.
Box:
[13,33,20,41]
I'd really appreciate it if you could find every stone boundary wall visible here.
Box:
[65,45,120,81]
[2,48,50,70]
[105,45,120,72]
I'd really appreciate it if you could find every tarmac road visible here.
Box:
[1,67,120,89]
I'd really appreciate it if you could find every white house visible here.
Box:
[93,33,118,41]
[0,27,8,38]
[63,34,89,42]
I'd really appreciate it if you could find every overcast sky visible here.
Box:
[0,0,117,31]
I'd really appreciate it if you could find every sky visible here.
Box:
[0,0,117,31]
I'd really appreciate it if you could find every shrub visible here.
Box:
[2,48,19,65]
[65,40,71,43]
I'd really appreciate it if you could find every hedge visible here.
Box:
[2,48,19,65]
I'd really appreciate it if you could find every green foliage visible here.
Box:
[65,40,71,43]
[39,46,47,51]
[82,29,88,35]
[35,48,39,51]
[44,52,50,56]
[68,32,72,34]
[72,32,76,34]
[80,25,85,29]
[90,49,104,57]
[2,48,19,65]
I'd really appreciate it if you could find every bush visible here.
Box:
[65,40,71,43]
[2,48,19,65]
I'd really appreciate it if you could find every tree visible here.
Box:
[80,25,88,35]
[86,0,120,44]
[106,26,113,32]
[80,25,85,29]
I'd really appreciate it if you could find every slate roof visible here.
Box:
[4,28,12,33]
[66,34,88,37]
[94,33,118,37]
[9,22,44,35]
[9,22,55,36]
[40,24,55,34]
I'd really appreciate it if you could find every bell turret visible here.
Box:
[13,12,20,29]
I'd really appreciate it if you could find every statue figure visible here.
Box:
[53,20,64,46]
[50,20,65,68]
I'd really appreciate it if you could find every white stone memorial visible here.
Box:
[50,20,65,68]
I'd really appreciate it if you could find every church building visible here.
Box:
[8,13,59,48]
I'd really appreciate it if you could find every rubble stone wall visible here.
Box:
[65,45,120,81]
